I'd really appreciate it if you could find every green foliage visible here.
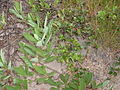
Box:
[13,78,28,90]
[14,66,33,77]
[60,74,69,83]
[0,0,113,90]
[9,1,24,19]
[45,70,109,90]
[0,50,11,87]
[0,11,6,29]
[34,65,47,75]
[109,57,120,76]
[95,80,110,88]
[90,0,120,50]
[55,24,83,71]
[4,85,20,90]
[39,0,50,8]
[79,78,86,90]
[23,32,38,43]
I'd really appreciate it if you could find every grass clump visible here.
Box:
[86,0,120,50]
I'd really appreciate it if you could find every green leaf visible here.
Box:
[0,61,4,67]
[34,27,41,38]
[37,78,61,87]
[19,42,26,54]
[34,65,47,75]
[109,86,113,90]
[43,56,55,63]
[44,15,48,28]
[34,34,39,40]
[36,26,48,47]
[36,41,43,47]
[114,62,120,66]
[19,42,36,56]
[43,26,48,34]
[50,87,58,90]
[37,78,48,83]
[14,78,25,84]
[23,32,37,42]
[60,74,69,83]
[98,11,106,17]
[1,11,6,25]
[109,71,117,76]
[14,66,33,76]
[55,81,63,86]
[5,85,20,90]
[28,0,34,7]
[0,49,6,64]
[14,66,27,76]
[45,78,57,86]
[44,33,52,46]
[83,72,93,85]
[14,1,22,13]
[19,42,47,57]
[47,72,55,77]
[27,13,33,21]
[63,87,73,90]
[20,56,33,68]
[60,74,65,83]
[36,14,40,26]
[44,20,53,45]
[0,75,10,80]
[0,83,3,87]
[91,80,97,88]
[23,46,36,56]
[8,61,12,70]
[118,57,120,61]
[68,82,78,89]
[0,49,6,68]
[28,20,37,27]
[64,74,69,83]
[13,78,28,89]
[23,42,47,57]
[0,69,4,74]
[96,80,110,88]
[9,9,23,19]
[78,78,86,90]
[31,57,38,62]
[54,0,60,5]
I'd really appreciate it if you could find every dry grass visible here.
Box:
[86,0,120,50]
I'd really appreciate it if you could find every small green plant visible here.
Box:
[0,0,111,90]
[39,0,50,9]
[0,49,55,90]
[0,11,6,29]
[0,49,28,90]
[9,1,24,20]
[109,57,120,76]
[37,68,109,90]
[89,0,120,50]
[56,37,83,71]
[0,49,11,88]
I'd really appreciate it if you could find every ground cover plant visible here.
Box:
[0,0,119,90]
[86,0,120,50]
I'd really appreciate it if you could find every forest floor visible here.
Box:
[0,0,120,90]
